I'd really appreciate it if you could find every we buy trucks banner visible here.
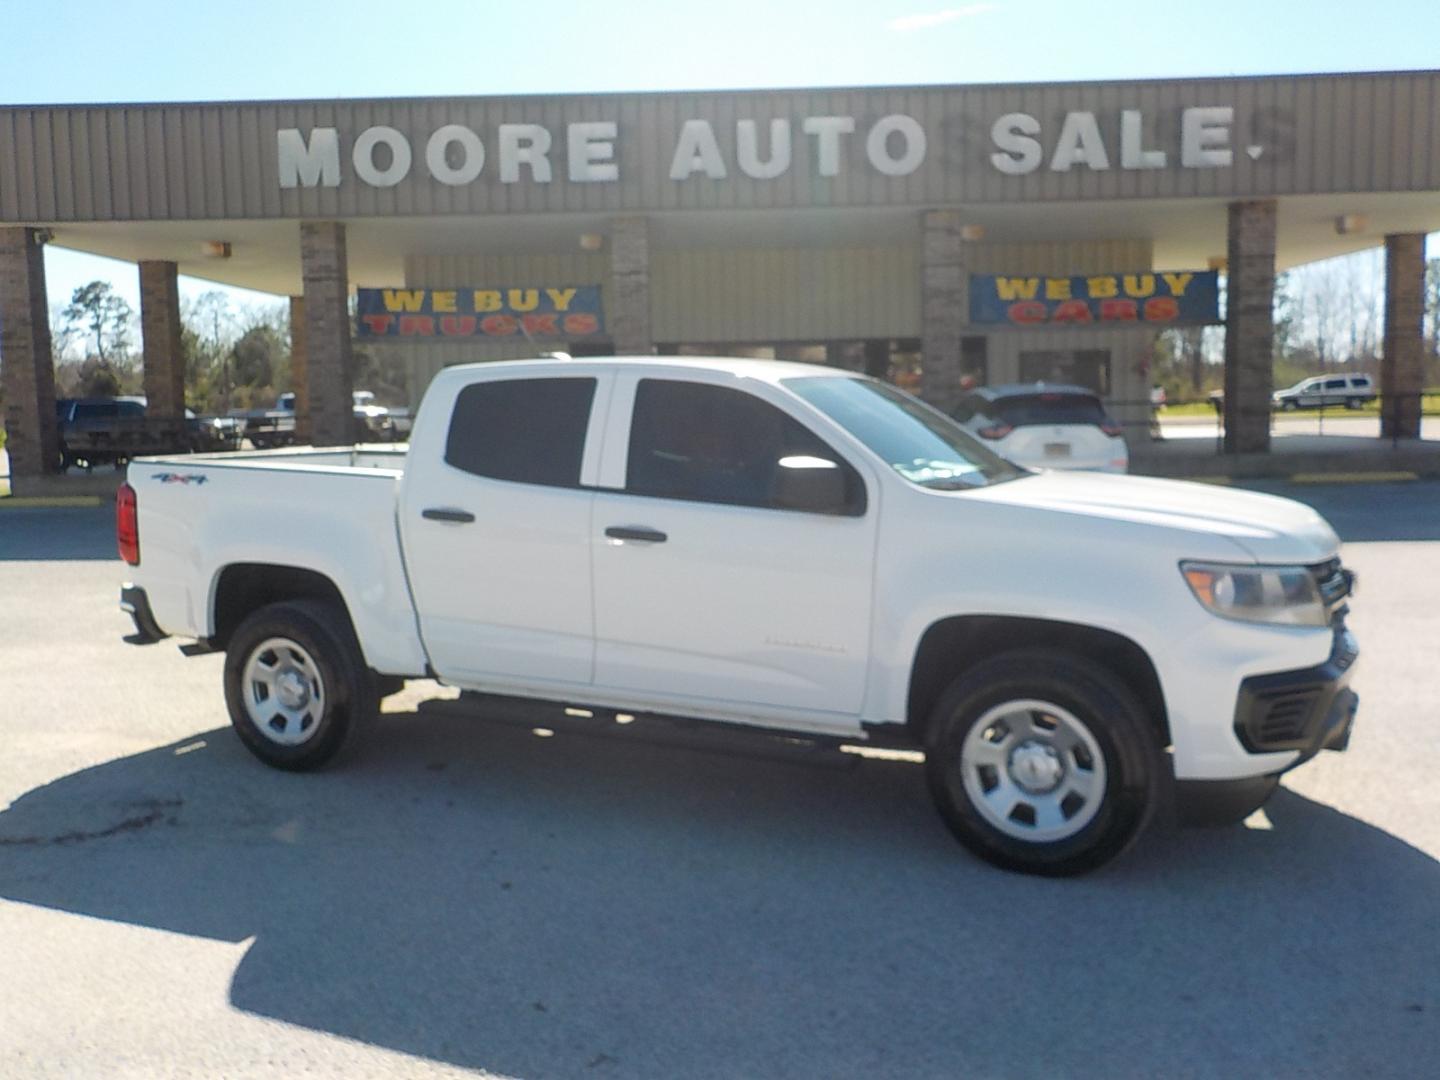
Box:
[355,286,603,340]
[968,270,1220,327]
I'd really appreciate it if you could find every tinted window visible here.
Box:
[784,376,1025,490]
[1324,379,1347,390]
[991,393,1108,427]
[445,377,596,487]
[626,379,863,513]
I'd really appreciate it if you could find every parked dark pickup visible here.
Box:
[244,390,407,449]
[56,396,242,470]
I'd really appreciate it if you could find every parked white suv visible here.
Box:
[952,384,1129,472]
[1273,374,1376,411]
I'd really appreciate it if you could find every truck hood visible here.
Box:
[968,470,1340,564]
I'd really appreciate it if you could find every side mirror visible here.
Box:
[771,454,847,514]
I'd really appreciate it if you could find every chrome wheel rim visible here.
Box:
[241,637,326,746]
[959,698,1107,842]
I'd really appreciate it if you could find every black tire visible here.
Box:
[1281,399,1298,412]
[924,649,1162,877]
[1345,397,1363,410]
[223,599,376,771]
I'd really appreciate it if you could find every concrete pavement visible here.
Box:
[1,493,1437,1078]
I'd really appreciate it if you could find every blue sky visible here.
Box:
[8,0,1437,327]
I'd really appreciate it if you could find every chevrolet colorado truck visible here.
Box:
[117,357,1359,875]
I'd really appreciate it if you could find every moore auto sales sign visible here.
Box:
[277,106,1260,190]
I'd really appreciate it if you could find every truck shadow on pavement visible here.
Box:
[1,703,1436,1079]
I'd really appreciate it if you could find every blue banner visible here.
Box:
[968,271,1220,326]
[356,285,603,340]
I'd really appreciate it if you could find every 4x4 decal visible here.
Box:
[152,473,208,485]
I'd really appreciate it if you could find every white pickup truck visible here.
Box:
[117,357,1359,875]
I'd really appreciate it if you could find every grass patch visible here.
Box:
[1159,393,1440,419]
[1162,402,1220,418]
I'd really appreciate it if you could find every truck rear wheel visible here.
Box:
[924,649,1161,876]
[223,600,375,771]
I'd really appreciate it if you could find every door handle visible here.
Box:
[422,507,476,524]
[604,525,667,544]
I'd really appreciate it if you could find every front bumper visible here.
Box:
[1232,621,1358,764]
[1176,621,1358,826]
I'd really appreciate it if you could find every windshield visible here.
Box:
[783,376,1028,490]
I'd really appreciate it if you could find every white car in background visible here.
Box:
[952,384,1129,473]
[1272,374,1376,411]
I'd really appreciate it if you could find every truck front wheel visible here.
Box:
[223,600,376,771]
[925,649,1161,876]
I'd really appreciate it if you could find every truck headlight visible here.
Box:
[1180,561,1328,627]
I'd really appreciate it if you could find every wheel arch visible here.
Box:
[210,563,356,653]
[907,615,1170,748]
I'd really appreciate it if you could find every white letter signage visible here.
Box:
[568,121,618,182]
[352,126,412,187]
[425,124,485,186]
[277,128,340,188]
[670,120,728,180]
[865,114,926,177]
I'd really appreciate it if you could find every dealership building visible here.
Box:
[1,69,1437,490]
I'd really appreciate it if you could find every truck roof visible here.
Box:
[436,355,864,386]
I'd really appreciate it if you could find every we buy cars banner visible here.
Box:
[355,286,603,340]
[969,270,1220,326]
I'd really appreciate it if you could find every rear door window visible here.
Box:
[445,377,596,487]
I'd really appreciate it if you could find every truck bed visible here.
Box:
[125,443,426,676]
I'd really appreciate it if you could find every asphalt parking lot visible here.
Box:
[1,484,1438,1079]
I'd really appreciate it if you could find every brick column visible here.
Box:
[609,217,652,355]
[288,295,310,443]
[300,222,354,446]
[0,227,59,483]
[1223,200,1277,454]
[919,210,966,413]
[139,261,186,419]
[1381,233,1425,440]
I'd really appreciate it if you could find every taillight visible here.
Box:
[117,483,139,565]
[1100,420,1124,437]
[977,423,1013,439]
